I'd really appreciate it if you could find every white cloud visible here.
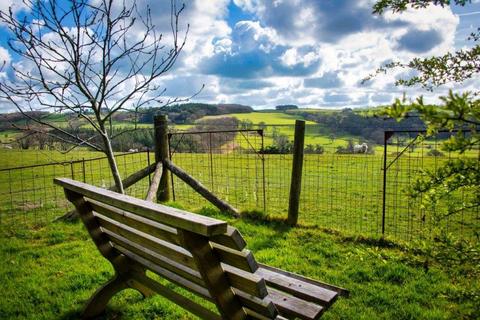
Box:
[0,0,476,110]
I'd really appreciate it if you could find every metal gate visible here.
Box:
[167,129,266,212]
[382,129,479,242]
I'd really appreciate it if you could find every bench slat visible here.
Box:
[102,228,205,286]
[212,243,258,272]
[89,199,179,244]
[256,267,338,307]
[95,213,198,270]
[259,264,349,297]
[223,264,268,299]
[108,231,269,299]
[115,244,211,299]
[210,226,247,251]
[234,289,277,318]
[55,178,227,236]
[130,272,222,320]
[268,289,324,320]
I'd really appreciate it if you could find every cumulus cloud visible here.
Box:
[201,20,320,79]
[0,0,474,109]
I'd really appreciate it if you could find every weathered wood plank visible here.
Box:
[212,243,258,272]
[164,159,240,217]
[109,229,268,301]
[210,226,247,251]
[179,230,247,320]
[255,267,338,307]
[130,272,221,320]
[103,228,204,286]
[89,199,179,245]
[268,289,324,320]
[259,264,349,297]
[145,162,163,202]
[223,264,268,299]
[58,163,157,221]
[54,178,227,236]
[115,244,211,299]
[96,214,197,270]
[234,289,278,319]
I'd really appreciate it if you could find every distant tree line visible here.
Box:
[138,103,253,124]
[290,108,426,144]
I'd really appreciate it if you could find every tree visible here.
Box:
[275,104,298,111]
[0,0,189,193]
[371,0,479,268]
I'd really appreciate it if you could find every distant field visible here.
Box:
[194,112,353,147]
[0,149,111,169]
[0,130,19,144]
[200,111,316,125]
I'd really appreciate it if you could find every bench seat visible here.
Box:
[55,178,347,320]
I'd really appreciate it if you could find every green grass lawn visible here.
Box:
[0,208,478,319]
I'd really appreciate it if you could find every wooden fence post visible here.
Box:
[154,115,170,202]
[288,120,305,226]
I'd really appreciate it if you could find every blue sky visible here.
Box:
[0,0,479,111]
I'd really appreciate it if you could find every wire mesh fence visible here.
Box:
[0,151,151,225]
[383,130,480,242]
[168,129,266,212]
[0,123,478,244]
[166,124,478,242]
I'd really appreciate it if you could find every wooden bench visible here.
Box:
[55,178,348,320]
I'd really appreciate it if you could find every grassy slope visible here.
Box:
[200,111,317,125]
[0,209,477,320]
[196,112,352,147]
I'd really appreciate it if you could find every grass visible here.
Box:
[199,112,316,125]
[0,149,110,169]
[0,208,478,319]
[1,147,477,242]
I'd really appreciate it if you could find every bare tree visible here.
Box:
[0,0,189,193]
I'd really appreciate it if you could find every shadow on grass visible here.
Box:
[58,309,123,320]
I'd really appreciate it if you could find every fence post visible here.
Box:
[154,115,170,202]
[70,162,75,180]
[82,158,86,183]
[382,131,394,236]
[147,148,152,186]
[288,120,305,226]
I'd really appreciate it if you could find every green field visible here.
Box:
[200,111,316,125]
[0,208,478,319]
[0,145,478,319]
[1,148,477,242]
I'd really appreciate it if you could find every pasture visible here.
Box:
[1,146,477,242]
[0,208,478,319]
[0,142,478,319]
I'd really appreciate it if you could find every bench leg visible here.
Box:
[82,271,156,319]
[82,275,128,319]
[126,276,156,298]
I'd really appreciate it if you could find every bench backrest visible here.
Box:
[54,178,277,319]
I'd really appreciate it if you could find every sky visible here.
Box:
[0,0,479,112]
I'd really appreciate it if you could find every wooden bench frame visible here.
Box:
[55,178,347,320]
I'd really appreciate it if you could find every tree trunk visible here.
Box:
[101,133,124,194]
